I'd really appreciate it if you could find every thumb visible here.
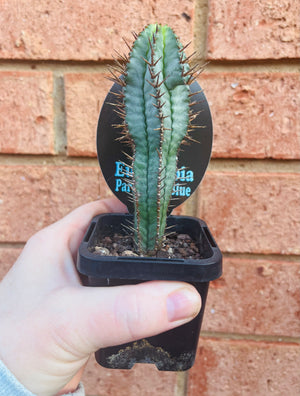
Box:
[53,281,201,357]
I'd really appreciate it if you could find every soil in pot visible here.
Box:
[90,232,203,260]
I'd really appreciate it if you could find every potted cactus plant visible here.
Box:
[77,24,222,371]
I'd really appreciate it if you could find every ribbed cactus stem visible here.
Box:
[121,24,192,254]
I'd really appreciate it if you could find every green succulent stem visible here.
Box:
[119,24,193,255]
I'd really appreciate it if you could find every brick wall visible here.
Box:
[0,1,299,395]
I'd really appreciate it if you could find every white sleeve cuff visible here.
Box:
[0,359,85,396]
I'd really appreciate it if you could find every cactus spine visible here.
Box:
[112,24,198,255]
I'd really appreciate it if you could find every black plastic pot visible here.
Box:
[77,213,222,371]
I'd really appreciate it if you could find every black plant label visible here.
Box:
[97,81,213,213]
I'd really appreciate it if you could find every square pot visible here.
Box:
[77,213,222,371]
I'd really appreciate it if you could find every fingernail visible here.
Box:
[167,287,201,322]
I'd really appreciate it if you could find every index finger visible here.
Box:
[54,197,127,258]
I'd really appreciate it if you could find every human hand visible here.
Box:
[0,197,201,396]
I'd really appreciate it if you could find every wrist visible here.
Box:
[0,359,35,396]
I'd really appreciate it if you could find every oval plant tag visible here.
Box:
[97,80,212,213]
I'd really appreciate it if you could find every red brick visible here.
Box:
[203,258,300,338]
[83,356,177,396]
[198,172,300,254]
[0,0,194,61]
[0,71,54,154]
[65,73,112,157]
[0,247,23,281]
[66,71,300,160]
[207,0,300,60]
[200,73,300,159]
[0,165,109,242]
[188,338,300,396]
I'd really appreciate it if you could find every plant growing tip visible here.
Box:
[112,24,201,255]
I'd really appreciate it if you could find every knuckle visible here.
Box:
[26,228,48,248]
